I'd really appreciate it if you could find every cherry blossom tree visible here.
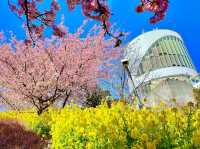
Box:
[0,24,121,114]
[8,0,169,45]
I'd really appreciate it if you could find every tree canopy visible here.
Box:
[0,24,121,114]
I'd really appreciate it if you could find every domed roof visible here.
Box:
[124,29,183,67]
[124,29,197,87]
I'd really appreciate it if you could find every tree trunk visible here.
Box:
[37,109,43,115]
[62,91,71,108]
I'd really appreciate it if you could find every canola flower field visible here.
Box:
[0,101,200,149]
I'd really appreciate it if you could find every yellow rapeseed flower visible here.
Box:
[131,144,142,149]
[141,133,149,144]
[86,142,93,149]
[147,142,156,149]
[193,130,200,146]
[88,131,96,138]
[78,127,84,134]
[131,127,138,139]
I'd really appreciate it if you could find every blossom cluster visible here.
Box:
[136,0,169,24]
[8,0,61,38]
[8,0,169,40]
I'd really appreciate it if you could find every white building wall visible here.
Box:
[124,29,198,104]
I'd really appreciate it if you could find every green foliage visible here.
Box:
[84,91,102,108]
[84,89,111,108]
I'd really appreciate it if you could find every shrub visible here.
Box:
[0,120,45,149]
[84,89,111,108]
[0,110,51,138]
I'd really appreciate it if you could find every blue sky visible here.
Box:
[0,0,199,71]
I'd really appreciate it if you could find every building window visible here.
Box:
[137,35,195,75]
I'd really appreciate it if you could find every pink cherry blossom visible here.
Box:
[0,24,121,114]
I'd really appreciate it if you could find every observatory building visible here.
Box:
[124,29,199,105]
